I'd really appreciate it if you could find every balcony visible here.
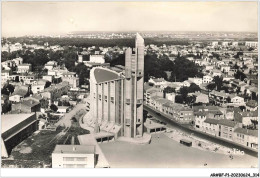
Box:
[125,119,131,126]
[136,71,143,78]
[136,119,142,125]
[125,99,131,104]
[136,99,143,105]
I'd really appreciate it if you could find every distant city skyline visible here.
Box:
[2,1,258,37]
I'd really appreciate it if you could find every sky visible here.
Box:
[1,1,258,37]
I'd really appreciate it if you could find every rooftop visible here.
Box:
[218,119,237,128]
[234,128,258,137]
[93,68,120,83]
[204,118,219,125]
[1,113,35,134]
[52,145,95,154]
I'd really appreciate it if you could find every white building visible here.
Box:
[188,77,203,86]
[230,96,245,105]
[222,42,229,46]
[203,75,213,83]
[212,41,218,46]
[31,84,45,94]
[165,93,175,103]
[17,64,32,73]
[57,106,69,113]
[245,41,258,47]
[232,42,238,46]
[89,55,105,64]
[52,145,95,168]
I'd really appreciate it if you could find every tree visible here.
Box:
[188,83,201,93]
[1,83,15,95]
[45,81,51,88]
[186,95,196,105]
[175,95,184,104]
[71,117,77,122]
[1,102,11,114]
[50,104,58,112]
[213,76,223,91]
[164,86,176,94]
[206,83,216,91]
[234,70,247,81]
[179,87,189,101]
[74,63,90,86]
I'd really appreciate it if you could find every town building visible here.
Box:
[17,64,32,73]
[233,128,258,150]
[52,145,96,168]
[203,75,213,84]
[218,119,238,141]
[12,99,41,113]
[89,55,105,63]
[245,41,258,48]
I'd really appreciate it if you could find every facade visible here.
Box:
[202,118,219,136]
[230,96,244,105]
[188,77,203,86]
[31,84,45,94]
[89,55,105,63]
[17,64,32,73]
[52,145,95,168]
[161,101,194,124]
[90,33,145,138]
[209,90,231,106]
[233,128,258,150]
[165,93,175,103]
[144,84,163,105]
[1,70,11,83]
[61,72,79,88]
[203,75,213,83]
[245,41,258,47]
[218,119,238,141]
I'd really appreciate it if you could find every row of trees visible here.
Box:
[108,53,203,83]
[5,36,190,48]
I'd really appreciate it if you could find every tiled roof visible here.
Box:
[204,118,219,125]
[194,111,207,117]
[21,99,40,107]
[234,128,258,137]
[155,98,169,105]
[218,119,237,128]
[150,96,162,101]
[12,89,28,97]
[234,113,242,123]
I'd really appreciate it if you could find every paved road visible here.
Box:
[144,105,258,157]
[55,103,86,127]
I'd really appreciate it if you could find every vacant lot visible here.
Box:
[2,120,89,168]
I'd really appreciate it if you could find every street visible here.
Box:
[55,103,87,128]
[144,105,258,157]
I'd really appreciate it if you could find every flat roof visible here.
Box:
[94,68,120,83]
[1,113,35,134]
[53,145,95,154]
